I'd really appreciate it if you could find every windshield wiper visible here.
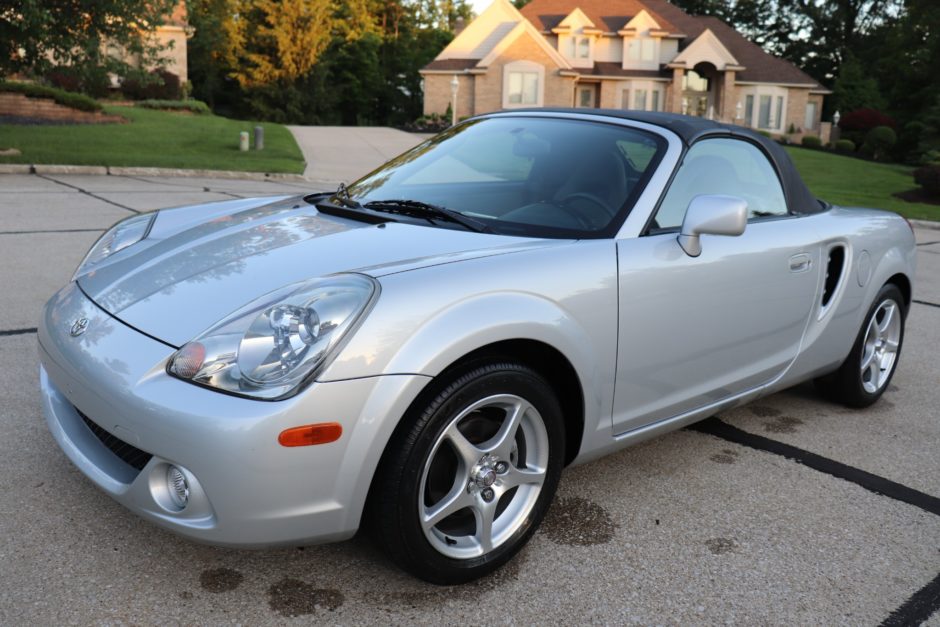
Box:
[363,199,491,233]
[333,182,363,209]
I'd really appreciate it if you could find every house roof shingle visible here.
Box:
[640,0,822,87]
[519,0,678,34]
[422,59,483,72]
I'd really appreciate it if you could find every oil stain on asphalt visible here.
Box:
[710,448,740,464]
[705,538,738,555]
[749,405,782,418]
[763,415,804,434]
[199,568,244,593]
[268,578,345,616]
[541,496,617,546]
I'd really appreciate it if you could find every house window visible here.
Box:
[508,72,539,105]
[745,95,754,126]
[805,102,818,130]
[775,96,784,131]
[578,38,590,58]
[758,95,772,129]
[634,89,647,110]
[621,82,664,112]
[627,38,656,62]
[503,61,544,108]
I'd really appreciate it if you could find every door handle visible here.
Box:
[789,253,812,273]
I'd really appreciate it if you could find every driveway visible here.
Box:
[288,126,430,182]
[1,171,939,624]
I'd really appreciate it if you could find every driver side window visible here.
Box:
[652,138,788,231]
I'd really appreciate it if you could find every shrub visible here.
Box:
[801,135,822,148]
[863,125,898,161]
[121,69,181,100]
[0,80,102,112]
[839,108,897,132]
[834,139,856,153]
[913,165,940,198]
[46,67,82,93]
[135,99,210,114]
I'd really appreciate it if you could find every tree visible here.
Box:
[0,0,177,79]
[832,52,885,113]
[227,0,335,88]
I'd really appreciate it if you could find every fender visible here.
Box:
[327,292,605,532]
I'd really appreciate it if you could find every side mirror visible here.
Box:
[677,195,748,257]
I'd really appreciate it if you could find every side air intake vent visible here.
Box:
[822,245,845,308]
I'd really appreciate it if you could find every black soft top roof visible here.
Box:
[490,108,823,215]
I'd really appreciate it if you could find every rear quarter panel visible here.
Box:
[774,206,916,389]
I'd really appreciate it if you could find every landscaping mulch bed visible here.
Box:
[894,188,940,206]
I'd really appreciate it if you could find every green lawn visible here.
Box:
[0,106,305,174]
[785,146,938,221]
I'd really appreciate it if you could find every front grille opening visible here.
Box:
[76,409,153,472]
[822,245,845,308]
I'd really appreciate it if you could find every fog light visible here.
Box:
[166,465,190,509]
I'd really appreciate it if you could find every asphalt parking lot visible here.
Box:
[1,172,938,624]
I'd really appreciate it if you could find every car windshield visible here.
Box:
[344,116,667,238]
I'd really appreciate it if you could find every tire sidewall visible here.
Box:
[842,284,906,405]
[388,363,564,584]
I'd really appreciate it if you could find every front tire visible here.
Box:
[815,283,905,408]
[371,361,564,584]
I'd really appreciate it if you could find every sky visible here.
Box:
[470,0,494,16]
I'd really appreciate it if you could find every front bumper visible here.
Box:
[38,282,429,547]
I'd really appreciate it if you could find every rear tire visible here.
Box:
[815,283,905,408]
[370,361,564,585]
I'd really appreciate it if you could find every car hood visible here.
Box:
[78,195,559,347]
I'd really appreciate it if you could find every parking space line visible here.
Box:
[0,228,105,235]
[689,417,940,624]
[36,174,140,214]
[913,299,940,309]
[689,417,940,516]
[880,572,940,627]
[915,241,940,247]
[0,327,37,337]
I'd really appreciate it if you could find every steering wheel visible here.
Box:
[558,192,616,229]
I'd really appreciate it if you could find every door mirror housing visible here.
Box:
[677,195,748,257]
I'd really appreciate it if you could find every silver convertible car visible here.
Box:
[39,110,915,584]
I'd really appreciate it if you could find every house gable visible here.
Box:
[619,9,661,35]
[670,28,741,71]
[434,0,521,61]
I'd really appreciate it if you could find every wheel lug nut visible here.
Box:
[495,462,508,474]
[481,488,495,502]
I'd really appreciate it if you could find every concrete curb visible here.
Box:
[910,218,940,231]
[0,163,317,182]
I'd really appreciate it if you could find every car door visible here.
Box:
[612,136,821,434]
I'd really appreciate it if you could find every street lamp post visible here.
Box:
[735,101,743,124]
[450,75,459,127]
[832,110,841,144]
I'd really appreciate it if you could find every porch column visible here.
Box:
[667,67,684,114]
[720,70,736,123]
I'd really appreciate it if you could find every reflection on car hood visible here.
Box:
[79,195,559,347]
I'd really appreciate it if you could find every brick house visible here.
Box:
[421,0,830,139]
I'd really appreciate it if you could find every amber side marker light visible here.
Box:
[278,423,343,447]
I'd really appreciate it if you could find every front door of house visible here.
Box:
[577,86,596,108]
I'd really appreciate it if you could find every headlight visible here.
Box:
[167,274,378,400]
[73,212,156,280]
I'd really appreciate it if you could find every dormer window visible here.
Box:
[620,9,664,71]
[627,37,656,63]
[562,35,592,61]
[553,8,596,68]
[578,37,590,58]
